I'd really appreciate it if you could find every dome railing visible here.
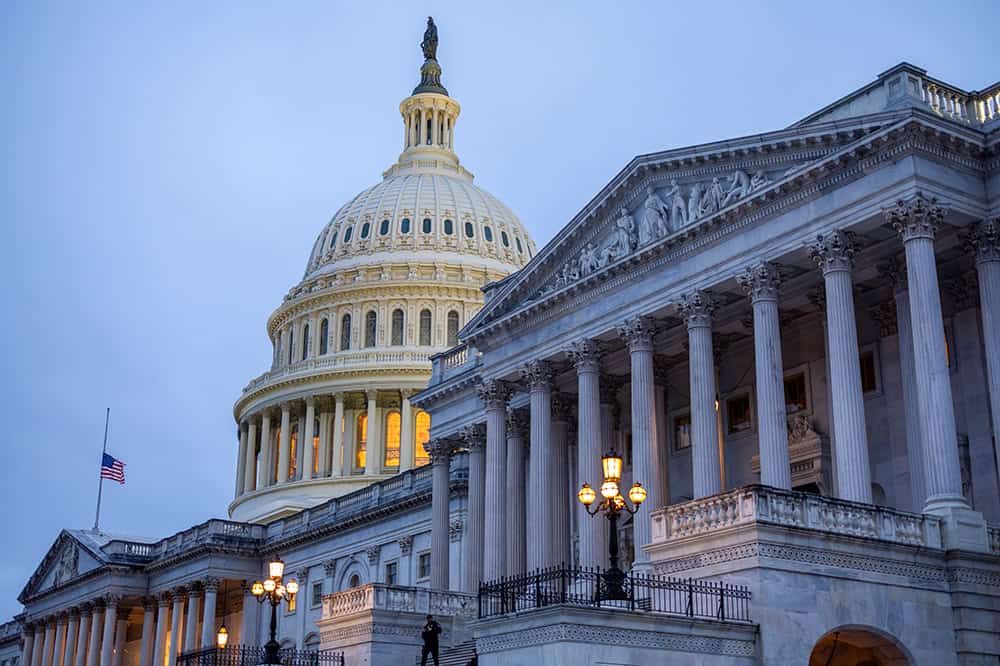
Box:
[243,348,437,394]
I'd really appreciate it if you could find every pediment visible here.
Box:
[20,531,105,601]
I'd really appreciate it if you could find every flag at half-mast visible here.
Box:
[100,453,126,484]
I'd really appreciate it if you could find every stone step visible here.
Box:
[413,639,477,666]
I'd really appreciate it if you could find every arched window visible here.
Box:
[419,309,432,346]
[349,574,361,588]
[301,323,310,360]
[289,425,298,479]
[319,318,329,355]
[384,410,401,470]
[447,310,460,346]
[312,417,320,475]
[515,237,523,254]
[364,311,377,347]
[379,219,390,235]
[272,427,281,482]
[329,231,338,249]
[287,329,295,364]
[422,218,432,233]
[415,411,431,466]
[401,218,411,233]
[501,230,510,247]
[355,413,367,470]
[443,219,454,235]
[361,222,371,239]
[340,314,352,351]
[464,221,475,238]
[484,226,493,242]
[391,309,404,346]
[343,225,353,243]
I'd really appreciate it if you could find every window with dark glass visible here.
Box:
[361,222,371,239]
[464,222,474,238]
[311,582,323,608]
[446,310,460,346]
[340,314,352,351]
[860,351,878,393]
[422,218,432,233]
[319,319,329,355]
[380,219,390,235]
[288,329,295,364]
[385,561,398,586]
[726,393,753,434]
[501,231,510,247]
[418,553,431,579]
[783,373,807,413]
[419,309,432,345]
[515,237,523,253]
[484,226,493,242]
[443,219,454,235]
[329,231,338,249]
[301,323,310,360]
[343,226,353,242]
[391,309,404,346]
[365,311,377,347]
[401,217,411,233]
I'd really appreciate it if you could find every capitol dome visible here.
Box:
[228,21,535,523]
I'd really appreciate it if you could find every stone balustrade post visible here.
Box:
[679,294,722,498]
[427,439,454,590]
[524,360,554,570]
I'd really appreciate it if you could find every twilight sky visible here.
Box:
[1,0,994,619]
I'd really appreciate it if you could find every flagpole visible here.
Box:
[93,407,110,531]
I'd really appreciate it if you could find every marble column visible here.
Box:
[480,379,510,581]
[505,411,528,575]
[738,263,792,489]
[277,406,291,484]
[199,579,218,648]
[550,395,572,567]
[235,424,248,496]
[568,340,607,570]
[138,600,155,666]
[240,583,257,648]
[809,230,872,503]
[39,622,53,666]
[462,423,486,593]
[887,197,965,512]
[152,595,169,666]
[364,391,379,476]
[54,617,67,666]
[302,399,316,480]
[168,592,184,666]
[524,360,554,570]
[183,588,200,653]
[427,439,454,590]
[619,317,658,571]
[62,611,79,666]
[244,420,258,493]
[331,394,345,477]
[679,294,722,498]
[74,608,90,666]
[399,391,414,471]
[22,627,35,666]
[99,596,117,666]
[112,613,126,666]
[86,605,102,666]
[653,361,671,508]
[258,413,272,486]
[970,219,1000,490]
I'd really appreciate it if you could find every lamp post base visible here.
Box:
[601,566,629,601]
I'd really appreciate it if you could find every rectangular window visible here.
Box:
[286,592,297,614]
[783,372,808,414]
[726,393,753,435]
[385,561,398,586]
[860,350,878,394]
[417,552,431,580]
[673,412,692,451]
[311,581,323,609]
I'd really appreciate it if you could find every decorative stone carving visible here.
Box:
[943,273,980,312]
[551,393,575,422]
[424,438,454,464]
[877,255,908,292]
[566,338,601,373]
[202,576,220,592]
[618,316,656,351]
[521,360,554,390]
[462,422,486,451]
[677,291,716,328]
[809,229,859,274]
[640,187,670,244]
[506,409,529,439]
[323,559,337,577]
[611,206,638,259]
[365,546,380,565]
[869,300,898,337]
[806,285,826,313]
[736,262,781,303]
[965,218,1000,265]
[398,536,413,556]
[54,542,79,586]
[885,193,947,242]
[476,379,511,409]
[449,520,464,542]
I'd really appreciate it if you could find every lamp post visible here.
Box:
[250,557,299,664]
[577,451,647,600]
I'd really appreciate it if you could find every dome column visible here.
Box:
[277,405,291,484]
[364,391,381,476]
[331,394,345,477]
[399,390,415,471]
[243,419,258,492]
[259,413,273,487]
[302,398,316,480]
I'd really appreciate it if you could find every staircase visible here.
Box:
[413,640,477,666]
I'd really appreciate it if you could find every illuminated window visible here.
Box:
[444,219,454,235]
[313,417,320,475]
[419,309,432,345]
[301,323,310,360]
[365,311,377,347]
[391,309,404,346]
[355,413,368,470]
[287,594,296,613]
[319,319,329,355]
[447,311,460,346]
[384,411,401,469]
[415,411,431,466]
[340,314,352,351]
[289,426,298,479]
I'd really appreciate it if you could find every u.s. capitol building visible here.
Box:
[3,20,999,666]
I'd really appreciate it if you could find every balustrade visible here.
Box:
[322,583,477,619]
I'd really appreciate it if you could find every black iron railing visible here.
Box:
[178,645,345,666]
[478,565,751,622]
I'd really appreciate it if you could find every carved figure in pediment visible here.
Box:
[54,542,79,585]
[643,187,670,239]
[749,170,770,193]
[578,244,598,277]
[699,177,726,217]
[610,207,637,260]
[664,179,687,229]
[722,170,751,207]
[687,182,703,222]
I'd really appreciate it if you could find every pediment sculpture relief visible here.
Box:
[539,168,777,297]
[53,541,79,586]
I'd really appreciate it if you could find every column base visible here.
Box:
[923,500,988,552]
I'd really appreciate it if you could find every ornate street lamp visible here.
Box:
[577,451,646,600]
[250,557,299,664]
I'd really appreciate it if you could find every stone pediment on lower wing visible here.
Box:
[19,530,114,602]
[461,111,923,340]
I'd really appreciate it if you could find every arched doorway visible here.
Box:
[809,627,911,666]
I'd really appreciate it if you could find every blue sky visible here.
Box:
[1,0,994,619]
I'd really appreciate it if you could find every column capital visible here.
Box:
[397,536,413,556]
[67,606,80,619]
[56,614,68,626]
[186,585,202,598]
[305,396,316,408]
[965,218,1000,265]
[877,255,908,292]
[886,192,947,242]
[505,409,529,439]
[157,591,172,607]
[476,379,511,408]
[806,285,826,312]
[520,360,554,391]
[78,603,93,617]
[809,229,859,275]
[425,438,455,464]
[102,593,120,608]
[552,393,574,422]
[736,262,782,303]
[566,339,601,373]
[677,292,716,329]
[365,545,380,565]
[618,315,657,350]
[461,422,486,451]
[449,519,464,543]
[202,577,220,592]
[142,597,157,612]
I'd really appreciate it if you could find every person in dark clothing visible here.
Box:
[421,614,442,666]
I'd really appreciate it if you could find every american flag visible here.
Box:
[100,453,126,484]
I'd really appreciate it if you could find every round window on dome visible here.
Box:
[484,226,493,242]
[464,222,475,238]
[422,218,432,233]
[515,237,523,253]
[361,222,371,239]
[380,219,390,235]
[344,226,354,243]
[501,231,510,247]
[401,218,411,233]
[444,219,454,235]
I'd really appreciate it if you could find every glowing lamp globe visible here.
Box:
[601,452,623,482]
[286,580,299,595]
[600,480,619,499]
[628,482,647,505]
[262,579,276,593]
[216,625,229,649]
[577,483,597,506]
[269,558,285,579]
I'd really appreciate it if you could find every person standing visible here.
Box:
[421,614,442,666]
